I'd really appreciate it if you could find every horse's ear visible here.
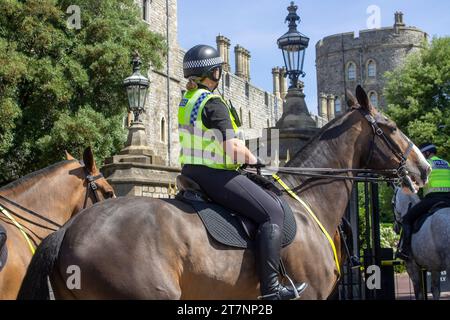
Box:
[346,89,359,109]
[65,150,75,161]
[82,147,97,174]
[355,85,373,113]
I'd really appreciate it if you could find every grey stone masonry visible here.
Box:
[316,12,428,119]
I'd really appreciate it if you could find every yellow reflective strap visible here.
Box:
[0,205,35,255]
[272,174,341,276]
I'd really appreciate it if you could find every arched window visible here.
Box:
[367,59,376,78]
[160,117,166,142]
[225,73,230,88]
[248,111,252,128]
[239,108,243,125]
[347,62,356,80]
[245,83,250,98]
[369,91,378,107]
[142,0,150,22]
[335,97,342,114]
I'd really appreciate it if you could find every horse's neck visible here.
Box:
[0,164,80,229]
[282,114,365,234]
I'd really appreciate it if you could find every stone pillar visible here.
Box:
[394,11,405,33]
[242,49,248,80]
[327,94,335,121]
[234,45,244,78]
[225,39,231,73]
[216,35,231,72]
[319,93,328,119]
[279,67,287,100]
[272,67,280,98]
[245,49,251,82]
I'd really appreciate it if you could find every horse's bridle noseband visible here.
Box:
[359,108,415,189]
[83,171,105,207]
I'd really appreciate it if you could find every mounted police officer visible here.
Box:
[398,142,450,260]
[178,44,307,299]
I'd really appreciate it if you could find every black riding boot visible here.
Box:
[397,223,412,260]
[256,222,307,300]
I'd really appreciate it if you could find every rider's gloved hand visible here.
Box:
[253,157,267,168]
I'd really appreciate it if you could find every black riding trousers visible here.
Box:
[182,165,284,228]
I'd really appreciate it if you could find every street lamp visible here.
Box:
[277,1,309,89]
[123,51,150,123]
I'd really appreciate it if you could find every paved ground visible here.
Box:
[395,272,450,300]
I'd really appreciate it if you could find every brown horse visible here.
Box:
[18,86,430,299]
[0,147,114,299]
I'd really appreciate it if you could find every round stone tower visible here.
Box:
[315,12,428,118]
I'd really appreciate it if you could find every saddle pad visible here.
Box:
[185,195,297,249]
[413,202,450,234]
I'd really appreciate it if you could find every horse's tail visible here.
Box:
[17,227,67,300]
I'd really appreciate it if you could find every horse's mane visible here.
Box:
[0,160,78,191]
[286,109,353,167]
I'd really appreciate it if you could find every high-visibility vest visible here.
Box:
[423,156,450,195]
[178,88,241,170]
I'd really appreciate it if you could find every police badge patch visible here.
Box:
[179,98,189,107]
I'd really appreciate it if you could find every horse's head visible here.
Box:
[347,85,431,192]
[68,147,115,216]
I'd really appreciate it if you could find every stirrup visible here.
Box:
[257,281,308,300]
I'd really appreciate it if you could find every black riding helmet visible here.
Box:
[183,45,223,81]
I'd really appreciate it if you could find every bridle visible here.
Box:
[0,167,106,233]
[82,169,105,208]
[358,108,415,190]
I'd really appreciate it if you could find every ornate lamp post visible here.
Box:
[275,1,315,130]
[268,1,317,166]
[277,1,309,89]
[123,51,150,123]
[111,51,156,162]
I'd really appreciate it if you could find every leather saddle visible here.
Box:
[412,201,450,234]
[175,174,297,248]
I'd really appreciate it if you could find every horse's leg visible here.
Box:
[431,271,441,300]
[405,260,424,300]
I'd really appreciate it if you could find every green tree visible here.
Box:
[0,0,165,184]
[385,37,450,160]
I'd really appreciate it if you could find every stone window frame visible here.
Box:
[264,92,269,106]
[160,116,166,143]
[366,59,377,78]
[346,61,357,81]
[142,0,151,23]
[335,96,342,114]
[239,108,243,125]
[368,91,378,108]
[225,72,230,88]
[245,82,250,98]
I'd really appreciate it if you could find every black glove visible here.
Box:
[253,157,267,168]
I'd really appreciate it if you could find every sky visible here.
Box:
[177,0,449,115]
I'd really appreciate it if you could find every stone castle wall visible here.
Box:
[316,14,427,118]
